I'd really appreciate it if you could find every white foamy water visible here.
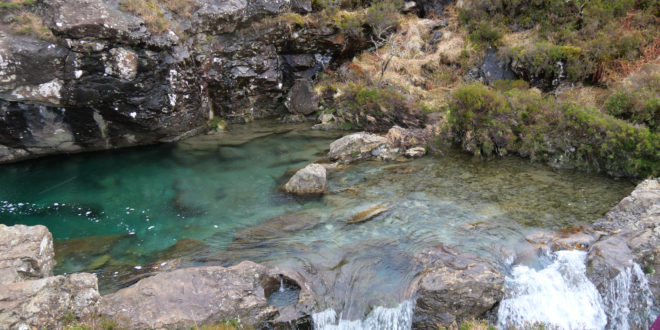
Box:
[312,300,413,330]
[601,263,654,330]
[497,250,608,329]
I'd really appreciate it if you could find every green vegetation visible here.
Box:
[62,314,120,330]
[605,64,660,132]
[449,82,659,177]
[191,319,254,330]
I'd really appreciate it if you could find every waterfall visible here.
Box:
[312,300,413,330]
[498,250,655,330]
[601,263,654,330]
[497,250,608,329]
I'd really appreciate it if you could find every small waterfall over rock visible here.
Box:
[312,300,413,330]
[498,250,656,330]
[497,250,608,329]
[601,263,654,330]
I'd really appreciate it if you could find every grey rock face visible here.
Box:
[283,163,327,195]
[0,0,371,164]
[586,178,660,315]
[98,262,278,329]
[286,78,319,115]
[0,224,54,285]
[411,244,504,329]
[0,273,100,329]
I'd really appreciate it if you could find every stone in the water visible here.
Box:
[286,78,319,115]
[98,261,278,329]
[283,163,327,195]
[0,273,99,329]
[0,224,54,285]
[328,132,388,163]
[411,244,504,328]
[347,204,390,224]
[232,212,321,246]
[405,147,427,158]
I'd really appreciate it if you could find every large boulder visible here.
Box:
[411,245,504,329]
[286,78,319,115]
[283,163,327,195]
[0,273,100,329]
[0,224,55,285]
[99,261,278,329]
[328,132,389,162]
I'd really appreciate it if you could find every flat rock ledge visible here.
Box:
[99,262,277,329]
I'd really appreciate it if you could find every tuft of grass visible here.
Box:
[118,0,170,33]
[9,11,56,41]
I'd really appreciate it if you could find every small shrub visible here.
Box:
[365,0,403,38]
[468,23,502,46]
[449,82,659,177]
[605,64,660,131]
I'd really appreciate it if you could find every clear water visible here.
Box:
[0,120,635,321]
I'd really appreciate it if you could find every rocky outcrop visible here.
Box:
[286,78,319,115]
[0,273,100,329]
[0,224,54,285]
[328,132,389,162]
[584,178,659,328]
[0,0,371,163]
[283,163,327,195]
[99,261,279,329]
[411,244,504,329]
[0,224,100,328]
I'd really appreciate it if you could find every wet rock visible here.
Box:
[232,212,321,246]
[328,132,388,163]
[286,78,319,115]
[413,0,455,17]
[283,163,327,195]
[266,267,315,328]
[411,244,504,329]
[0,224,54,285]
[469,48,516,85]
[99,262,278,329]
[347,204,390,224]
[589,179,660,302]
[551,232,598,251]
[385,125,433,150]
[405,147,427,158]
[0,273,100,329]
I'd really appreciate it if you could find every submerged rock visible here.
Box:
[0,273,100,329]
[0,224,54,285]
[283,163,327,195]
[347,204,390,224]
[99,261,277,329]
[411,244,504,329]
[232,212,321,246]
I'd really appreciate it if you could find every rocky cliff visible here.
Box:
[0,0,370,163]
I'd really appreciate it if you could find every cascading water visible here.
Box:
[498,250,607,329]
[601,263,654,330]
[497,250,655,330]
[312,300,413,330]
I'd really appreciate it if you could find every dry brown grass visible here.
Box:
[161,0,199,18]
[118,0,170,33]
[9,11,55,41]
